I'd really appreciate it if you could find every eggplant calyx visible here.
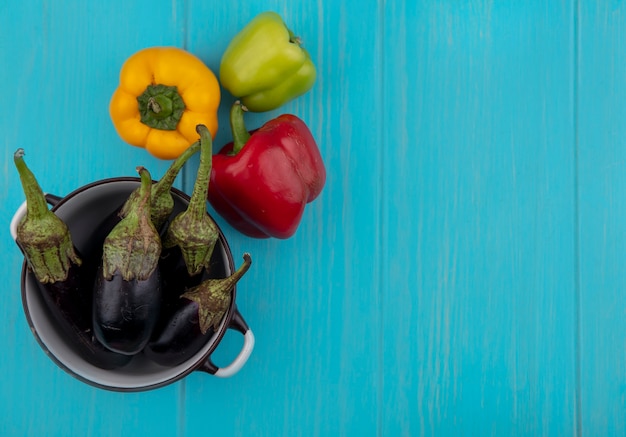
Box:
[102,166,161,281]
[120,141,201,229]
[181,253,252,335]
[163,125,219,276]
[13,148,81,284]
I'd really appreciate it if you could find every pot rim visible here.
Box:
[20,176,238,392]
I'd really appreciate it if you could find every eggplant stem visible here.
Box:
[187,125,213,220]
[14,148,49,219]
[102,166,161,281]
[152,141,201,199]
[13,148,81,283]
[162,125,219,276]
[182,253,252,334]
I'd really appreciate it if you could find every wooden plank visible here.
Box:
[0,1,186,434]
[181,1,383,435]
[381,2,578,435]
[578,2,626,435]
[6,1,617,436]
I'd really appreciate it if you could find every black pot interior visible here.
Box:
[20,178,235,391]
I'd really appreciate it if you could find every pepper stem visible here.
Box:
[13,148,81,284]
[288,28,303,46]
[137,84,185,130]
[147,96,172,118]
[181,253,252,334]
[229,101,251,156]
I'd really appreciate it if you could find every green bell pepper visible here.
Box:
[219,11,317,112]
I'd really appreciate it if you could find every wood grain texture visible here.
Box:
[181,1,382,435]
[1,0,625,436]
[578,1,626,435]
[0,1,184,435]
[382,2,578,435]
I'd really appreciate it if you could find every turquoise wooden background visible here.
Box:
[1,0,625,435]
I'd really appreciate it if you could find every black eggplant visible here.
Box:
[144,254,251,367]
[157,125,221,331]
[156,240,229,334]
[162,124,219,277]
[83,141,202,273]
[93,166,162,355]
[13,149,131,369]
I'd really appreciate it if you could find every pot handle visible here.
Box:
[199,308,255,378]
[10,194,63,241]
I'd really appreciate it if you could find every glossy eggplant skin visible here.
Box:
[159,239,229,312]
[93,264,162,355]
[145,253,251,367]
[146,251,212,367]
[156,246,208,328]
[143,298,215,367]
[148,242,230,360]
[33,259,132,369]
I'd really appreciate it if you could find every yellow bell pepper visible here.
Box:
[109,47,220,160]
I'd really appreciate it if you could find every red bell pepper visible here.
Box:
[208,102,326,239]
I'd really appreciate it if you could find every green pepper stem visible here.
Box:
[147,95,173,119]
[229,101,251,155]
[13,149,49,220]
[187,125,213,220]
[288,28,302,46]
[137,84,185,131]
